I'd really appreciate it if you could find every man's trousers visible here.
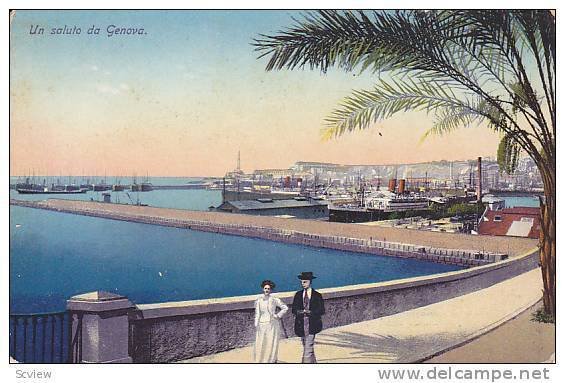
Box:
[301,334,317,363]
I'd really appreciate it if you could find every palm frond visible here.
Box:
[253,10,378,73]
[497,133,522,174]
[422,103,485,142]
[322,79,467,140]
[254,9,554,170]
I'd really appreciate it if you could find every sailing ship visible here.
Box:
[131,173,153,192]
[112,177,126,192]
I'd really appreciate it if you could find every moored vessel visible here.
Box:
[17,187,87,194]
[329,192,431,223]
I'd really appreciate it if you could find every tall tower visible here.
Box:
[237,150,241,172]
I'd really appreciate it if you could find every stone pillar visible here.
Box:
[67,291,135,363]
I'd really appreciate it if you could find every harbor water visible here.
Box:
[9,177,539,314]
[10,206,463,314]
[501,196,540,208]
[9,177,223,211]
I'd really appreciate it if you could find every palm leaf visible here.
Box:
[497,133,522,174]
[322,78,467,140]
[254,9,554,168]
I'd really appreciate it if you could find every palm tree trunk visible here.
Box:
[539,168,556,318]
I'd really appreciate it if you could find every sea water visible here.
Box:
[9,176,223,211]
[501,196,540,208]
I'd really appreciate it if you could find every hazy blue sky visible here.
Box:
[10,10,502,176]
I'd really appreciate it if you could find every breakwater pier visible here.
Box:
[10,198,536,267]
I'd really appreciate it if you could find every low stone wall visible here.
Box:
[10,199,505,267]
[129,247,538,363]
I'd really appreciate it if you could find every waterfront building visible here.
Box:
[216,197,328,219]
[478,207,540,239]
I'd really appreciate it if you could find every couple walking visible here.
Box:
[253,272,325,363]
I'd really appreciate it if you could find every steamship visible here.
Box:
[328,178,430,223]
[329,195,430,223]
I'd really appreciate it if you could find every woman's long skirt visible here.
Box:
[253,320,281,363]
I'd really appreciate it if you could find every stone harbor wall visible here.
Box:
[11,199,508,267]
[11,198,535,255]
[129,248,538,362]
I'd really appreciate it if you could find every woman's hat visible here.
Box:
[297,271,316,280]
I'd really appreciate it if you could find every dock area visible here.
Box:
[10,198,536,260]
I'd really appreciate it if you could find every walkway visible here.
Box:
[180,268,542,363]
[426,301,554,363]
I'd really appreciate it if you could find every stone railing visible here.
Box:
[115,247,535,363]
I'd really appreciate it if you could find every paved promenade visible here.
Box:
[11,198,536,255]
[181,268,542,363]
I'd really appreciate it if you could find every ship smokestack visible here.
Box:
[388,178,397,192]
[398,179,406,194]
[477,156,482,202]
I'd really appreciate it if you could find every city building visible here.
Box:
[478,207,540,239]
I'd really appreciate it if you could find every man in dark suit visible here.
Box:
[291,272,325,363]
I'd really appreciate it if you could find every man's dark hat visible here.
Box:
[297,271,316,280]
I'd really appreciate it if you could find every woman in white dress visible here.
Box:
[253,280,288,363]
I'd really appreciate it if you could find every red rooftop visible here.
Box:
[479,207,541,239]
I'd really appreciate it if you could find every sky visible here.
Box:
[9,10,503,177]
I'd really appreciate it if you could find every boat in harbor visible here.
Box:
[17,186,87,194]
[140,182,153,192]
[93,183,112,192]
[80,181,94,191]
[131,182,153,192]
[131,174,153,192]
[364,194,430,211]
[15,178,43,193]
[112,182,126,192]
[110,175,127,191]
[15,177,88,194]
[141,173,153,191]
[62,184,81,192]
[329,192,431,223]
